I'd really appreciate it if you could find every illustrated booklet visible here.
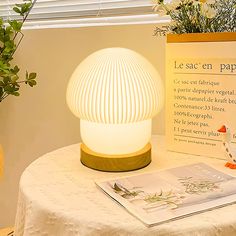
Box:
[96,163,236,226]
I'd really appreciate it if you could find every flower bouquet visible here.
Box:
[152,0,236,35]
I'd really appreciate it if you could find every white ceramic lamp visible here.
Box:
[67,48,164,171]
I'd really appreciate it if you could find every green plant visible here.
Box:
[152,0,236,35]
[0,0,37,102]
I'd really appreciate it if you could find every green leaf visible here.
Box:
[21,3,31,14]
[3,77,10,84]
[13,7,21,14]
[9,20,23,32]
[10,75,18,83]
[28,80,37,87]
[12,91,20,96]
[13,66,20,73]
[29,72,36,80]
[14,1,32,16]
[4,84,13,93]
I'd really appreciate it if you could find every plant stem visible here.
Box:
[12,0,37,57]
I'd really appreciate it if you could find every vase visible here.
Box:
[165,32,236,159]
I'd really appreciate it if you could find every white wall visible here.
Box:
[0,24,166,226]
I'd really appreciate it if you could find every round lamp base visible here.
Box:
[80,143,151,172]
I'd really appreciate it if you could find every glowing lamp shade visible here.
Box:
[67,48,164,171]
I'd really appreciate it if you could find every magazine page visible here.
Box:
[96,163,236,227]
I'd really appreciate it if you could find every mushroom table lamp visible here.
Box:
[66,48,164,172]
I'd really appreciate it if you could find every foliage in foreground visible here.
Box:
[0,0,37,102]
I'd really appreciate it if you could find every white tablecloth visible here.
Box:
[14,136,236,236]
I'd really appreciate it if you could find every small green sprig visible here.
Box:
[0,0,37,102]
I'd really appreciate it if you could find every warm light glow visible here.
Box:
[81,119,151,155]
[67,48,164,155]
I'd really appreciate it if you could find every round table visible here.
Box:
[14,136,236,236]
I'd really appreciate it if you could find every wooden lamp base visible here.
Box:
[80,143,151,172]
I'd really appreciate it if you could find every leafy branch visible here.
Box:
[0,0,37,102]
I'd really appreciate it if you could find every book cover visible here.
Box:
[97,163,236,226]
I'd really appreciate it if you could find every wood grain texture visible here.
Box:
[167,32,236,43]
[80,143,151,172]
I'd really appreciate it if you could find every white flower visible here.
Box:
[165,0,182,11]
[201,4,217,18]
[192,1,200,6]
[152,0,176,12]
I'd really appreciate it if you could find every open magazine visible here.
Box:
[96,163,236,227]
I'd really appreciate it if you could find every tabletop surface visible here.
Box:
[14,136,236,236]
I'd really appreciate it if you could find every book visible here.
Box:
[96,163,236,227]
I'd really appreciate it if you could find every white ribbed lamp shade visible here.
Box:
[67,48,164,155]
